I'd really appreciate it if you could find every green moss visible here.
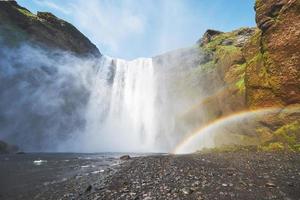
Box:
[258,121,300,152]
[235,77,245,93]
[237,63,246,71]
[216,45,240,59]
[247,51,263,67]
[204,35,225,50]
[256,127,273,142]
[293,144,300,152]
[199,60,216,72]
[202,31,238,52]
[17,8,36,18]
[274,121,300,149]
[199,145,258,153]
[259,142,285,151]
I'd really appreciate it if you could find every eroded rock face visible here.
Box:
[245,0,300,108]
[0,1,101,57]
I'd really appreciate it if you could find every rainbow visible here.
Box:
[179,85,233,118]
[173,107,282,154]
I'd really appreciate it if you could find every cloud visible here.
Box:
[29,0,203,59]
[18,0,255,59]
[69,0,145,55]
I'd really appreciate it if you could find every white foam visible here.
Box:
[33,160,47,165]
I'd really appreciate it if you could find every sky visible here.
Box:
[18,0,256,60]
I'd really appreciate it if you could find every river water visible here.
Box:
[0,153,130,200]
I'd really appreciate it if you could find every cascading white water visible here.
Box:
[0,43,205,152]
[81,48,205,153]
[83,57,159,152]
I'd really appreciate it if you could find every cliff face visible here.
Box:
[195,0,300,151]
[197,28,256,117]
[245,0,300,151]
[0,1,101,57]
[245,0,300,108]
[196,0,300,113]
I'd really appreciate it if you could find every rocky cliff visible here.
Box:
[0,1,101,57]
[245,0,300,151]
[245,0,300,108]
[194,0,300,151]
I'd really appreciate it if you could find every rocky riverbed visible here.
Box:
[1,152,299,200]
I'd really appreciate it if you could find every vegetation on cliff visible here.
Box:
[245,0,300,108]
[194,0,300,152]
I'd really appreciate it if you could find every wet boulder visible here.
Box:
[120,155,131,160]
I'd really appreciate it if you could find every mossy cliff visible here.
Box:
[0,1,101,57]
[195,0,300,151]
[245,0,300,108]
[197,28,256,117]
[246,0,300,151]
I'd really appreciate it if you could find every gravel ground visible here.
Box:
[2,152,299,200]
[87,152,300,200]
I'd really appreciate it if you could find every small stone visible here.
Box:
[287,182,294,187]
[181,187,192,195]
[265,182,276,188]
[85,185,92,193]
[222,183,228,187]
[192,181,200,186]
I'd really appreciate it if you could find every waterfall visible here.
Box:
[0,44,203,152]
[83,57,159,152]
